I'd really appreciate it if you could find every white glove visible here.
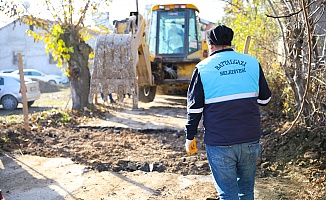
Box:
[185,138,198,155]
[185,139,192,152]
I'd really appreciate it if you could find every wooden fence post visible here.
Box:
[18,53,30,132]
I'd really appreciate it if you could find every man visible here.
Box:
[168,21,184,53]
[184,25,271,199]
[100,93,115,103]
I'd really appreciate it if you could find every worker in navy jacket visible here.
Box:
[185,25,271,199]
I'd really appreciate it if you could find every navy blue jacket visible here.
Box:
[185,49,271,146]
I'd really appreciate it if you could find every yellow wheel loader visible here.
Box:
[89,4,209,109]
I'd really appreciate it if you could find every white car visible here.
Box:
[0,73,41,110]
[0,69,15,73]
[12,69,62,84]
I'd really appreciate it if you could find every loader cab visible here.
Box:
[148,4,200,58]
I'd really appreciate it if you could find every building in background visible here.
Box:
[0,20,64,76]
[0,19,101,83]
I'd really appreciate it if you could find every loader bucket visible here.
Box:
[89,33,139,109]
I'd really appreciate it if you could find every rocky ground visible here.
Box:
[0,84,325,199]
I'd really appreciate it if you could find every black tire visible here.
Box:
[28,101,35,107]
[1,95,18,110]
[48,80,57,85]
[139,86,156,103]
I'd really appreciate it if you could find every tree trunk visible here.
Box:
[62,30,92,110]
[69,42,92,110]
[285,26,310,124]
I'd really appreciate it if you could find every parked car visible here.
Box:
[0,73,41,110]
[12,69,62,84]
[0,69,15,73]
[61,73,69,84]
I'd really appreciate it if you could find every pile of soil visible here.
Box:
[258,120,325,199]
[36,79,69,93]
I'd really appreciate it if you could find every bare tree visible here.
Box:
[266,0,326,130]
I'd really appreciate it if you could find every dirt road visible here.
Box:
[0,90,324,200]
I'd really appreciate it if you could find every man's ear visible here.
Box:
[209,44,215,53]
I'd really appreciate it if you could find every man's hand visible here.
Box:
[185,138,198,155]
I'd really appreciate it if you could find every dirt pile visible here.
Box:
[35,79,68,93]
[258,119,325,199]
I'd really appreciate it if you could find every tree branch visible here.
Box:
[282,0,313,135]
[266,8,302,18]
[44,0,63,25]
[60,0,68,24]
[76,0,90,27]
[69,0,72,24]
[266,0,288,67]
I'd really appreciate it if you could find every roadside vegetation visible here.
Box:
[221,0,325,131]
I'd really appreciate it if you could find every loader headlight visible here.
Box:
[158,5,171,10]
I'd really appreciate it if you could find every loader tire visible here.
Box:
[139,86,156,103]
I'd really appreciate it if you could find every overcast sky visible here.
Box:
[110,0,225,23]
[0,0,225,28]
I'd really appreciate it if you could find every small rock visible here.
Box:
[180,157,187,162]
[111,165,120,172]
[117,159,129,165]
[304,151,319,159]
[196,162,209,168]
[113,149,120,153]
[127,162,137,171]
[261,162,270,168]
[138,162,150,172]
[92,141,102,147]
[149,163,166,172]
